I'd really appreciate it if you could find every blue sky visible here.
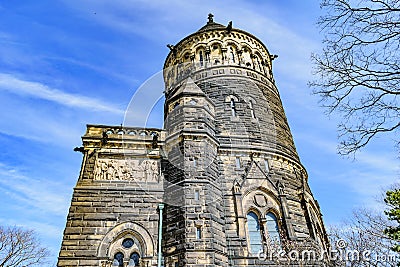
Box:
[0,1,398,265]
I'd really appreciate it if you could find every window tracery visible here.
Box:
[106,233,143,267]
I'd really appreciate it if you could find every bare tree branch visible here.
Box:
[329,208,399,266]
[310,0,400,155]
[0,226,50,267]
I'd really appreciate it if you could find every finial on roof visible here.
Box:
[166,44,176,56]
[226,21,232,33]
[208,13,214,24]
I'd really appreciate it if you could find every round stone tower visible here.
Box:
[162,14,329,266]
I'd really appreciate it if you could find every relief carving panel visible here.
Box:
[94,158,160,182]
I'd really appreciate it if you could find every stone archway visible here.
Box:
[97,222,155,258]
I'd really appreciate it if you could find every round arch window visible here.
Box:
[112,252,124,267]
[129,252,140,266]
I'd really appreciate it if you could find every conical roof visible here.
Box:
[197,13,225,32]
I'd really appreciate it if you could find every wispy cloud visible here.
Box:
[301,130,399,174]
[0,94,83,146]
[296,128,399,208]
[357,152,399,173]
[335,169,398,205]
[65,0,320,83]
[44,56,140,86]
[0,163,71,216]
[0,73,124,114]
[124,70,165,128]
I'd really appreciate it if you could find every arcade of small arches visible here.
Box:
[184,43,270,74]
[166,32,274,71]
[164,35,275,88]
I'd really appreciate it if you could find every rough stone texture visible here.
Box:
[58,18,330,267]
[58,126,165,267]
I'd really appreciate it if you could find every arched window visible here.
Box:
[199,51,204,66]
[229,47,235,63]
[247,212,262,254]
[128,252,140,266]
[249,100,256,119]
[183,52,190,63]
[112,252,124,267]
[230,98,236,117]
[256,56,262,72]
[266,212,281,244]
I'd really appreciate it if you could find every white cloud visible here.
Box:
[0,163,71,216]
[295,127,398,208]
[64,0,320,84]
[44,56,140,86]
[124,70,165,128]
[357,152,399,173]
[0,73,124,114]
[0,92,83,146]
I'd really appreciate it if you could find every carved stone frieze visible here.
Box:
[93,158,160,182]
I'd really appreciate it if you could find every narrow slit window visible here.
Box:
[230,98,236,117]
[194,190,200,201]
[196,226,202,239]
[199,51,204,66]
[264,159,270,173]
[249,100,256,119]
[193,157,197,167]
[235,157,241,169]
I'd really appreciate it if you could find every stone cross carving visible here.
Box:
[208,13,214,23]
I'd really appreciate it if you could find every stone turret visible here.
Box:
[162,15,329,266]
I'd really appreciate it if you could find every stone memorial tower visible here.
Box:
[58,15,329,267]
